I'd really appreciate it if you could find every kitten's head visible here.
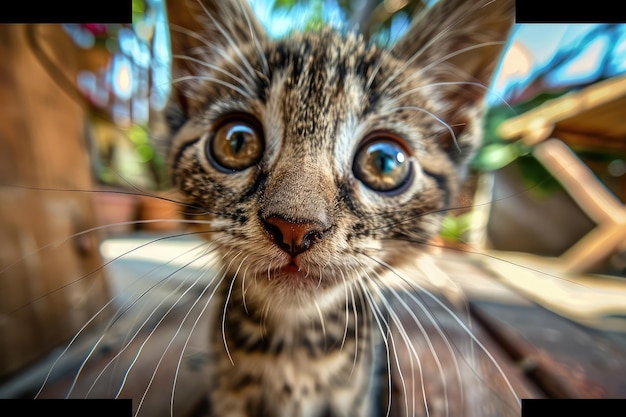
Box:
[164,0,513,309]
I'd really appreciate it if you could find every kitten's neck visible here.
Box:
[207,276,386,417]
[216,276,376,353]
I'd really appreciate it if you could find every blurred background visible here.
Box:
[1,0,625,411]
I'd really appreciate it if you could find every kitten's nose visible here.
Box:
[262,216,329,257]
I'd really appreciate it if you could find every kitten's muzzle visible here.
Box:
[262,216,331,257]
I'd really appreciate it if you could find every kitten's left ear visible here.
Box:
[393,0,514,100]
[392,0,513,161]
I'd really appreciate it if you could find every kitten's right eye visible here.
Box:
[353,133,413,194]
[206,115,264,171]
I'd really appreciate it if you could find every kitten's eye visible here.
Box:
[353,134,412,193]
[207,115,264,171]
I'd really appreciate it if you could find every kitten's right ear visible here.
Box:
[166,0,267,115]
[393,0,514,103]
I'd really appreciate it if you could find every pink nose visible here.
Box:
[262,216,328,256]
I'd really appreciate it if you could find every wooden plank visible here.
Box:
[471,300,626,398]
[428,248,626,399]
[388,292,539,417]
[497,75,626,145]
[0,24,109,378]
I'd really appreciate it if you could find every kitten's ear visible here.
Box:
[166,0,267,115]
[392,0,513,161]
[393,0,513,103]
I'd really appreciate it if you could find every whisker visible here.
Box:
[32,232,218,398]
[356,278,409,417]
[1,183,202,211]
[339,269,351,352]
[393,237,588,287]
[387,80,515,112]
[240,263,252,314]
[73,239,219,399]
[220,252,249,367]
[355,260,421,417]
[389,105,460,152]
[0,219,213,278]
[313,299,327,339]
[367,268,454,417]
[168,23,256,87]
[171,54,250,88]
[193,0,258,84]
[236,0,269,79]
[379,22,454,93]
[348,279,360,375]
[134,253,232,417]
[166,262,232,417]
[33,298,117,398]
[4,228,218,319]
[172,75,253,99]
[0,213,208,276]
[367,254,522,410]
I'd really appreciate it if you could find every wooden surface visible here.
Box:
[497,75,626,147]
[0,25,109,378]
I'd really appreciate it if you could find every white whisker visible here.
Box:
[114,246,223,400]
[194,0,258,84]
[389,105,460,152]
[171,54,250,88]
[368,270,451,417]
[169,21,257,87]
[368,254,521,409]
[221,253,249,367]
[388,80,514,112]
[34,234,216,399]
[165,280,225,416]
[237,0,269,79]
[80,240,219,399]
[172,75,253,99]
[356,278,407,417]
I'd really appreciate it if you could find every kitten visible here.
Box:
[162,0,515,416]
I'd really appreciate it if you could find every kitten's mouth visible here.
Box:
[271,257,328,287]
[281,260,301,274]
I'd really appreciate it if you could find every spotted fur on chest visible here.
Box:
[163,0,513,416]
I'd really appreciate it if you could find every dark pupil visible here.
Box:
[375,150,395,173]
[228,126,251,154]
[371,143,402,173]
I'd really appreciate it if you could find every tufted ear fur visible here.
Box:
[393,0,513,103]
[392,0,514,160]
[165,0,268,119]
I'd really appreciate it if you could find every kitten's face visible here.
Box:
[165,0,513,308]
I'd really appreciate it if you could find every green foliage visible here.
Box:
[439,212,473,243]
[273,0,300,10]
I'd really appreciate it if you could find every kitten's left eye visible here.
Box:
[207,115,264,171]
[353,134,413,193]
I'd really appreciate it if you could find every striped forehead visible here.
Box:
[263,32,380,166]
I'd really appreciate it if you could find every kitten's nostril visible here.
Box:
[263,216,329,257]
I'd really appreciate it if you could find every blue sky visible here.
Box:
[495,23,626,96]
